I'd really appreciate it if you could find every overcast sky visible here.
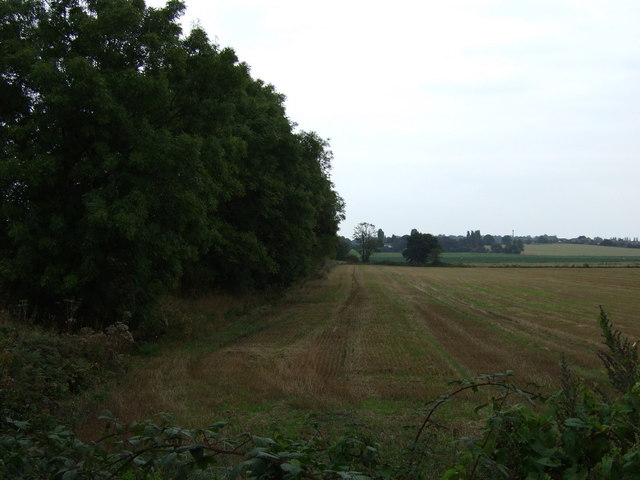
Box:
[147,0,639,239]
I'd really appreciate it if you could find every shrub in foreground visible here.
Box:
[432,307,640,479]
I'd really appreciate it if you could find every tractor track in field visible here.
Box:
[384,269,601,364]
[378,268,508,376]
[183,265,373,402]
[374,267,594,381]
[297,265,361,381]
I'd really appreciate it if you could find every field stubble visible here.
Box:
[86,264,640,448]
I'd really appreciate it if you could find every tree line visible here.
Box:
[437,230,524,254]
[345,223,442,264]
[341,226,531,263]
[0,0,344,330]
[341,228,640,260]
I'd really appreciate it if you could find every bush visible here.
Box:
[0,316,130,424]
[434,308,640,479]
[0,412,387,480]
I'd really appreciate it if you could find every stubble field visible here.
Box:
[89,264,640,446]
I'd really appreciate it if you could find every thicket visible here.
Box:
[2,308,639,479]
[0,0,344,330]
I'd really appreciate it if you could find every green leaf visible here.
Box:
[161,452,178,468]
[564,418,589,428]
[255,450,281,461]
[281,462,302,475]
[62,469,78,480]
[98,410,113,420]
[535,457,561,467]
[252,436,277,448]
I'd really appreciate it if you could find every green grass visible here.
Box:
[368,251,407,262]
[369,245,640,265]
[524,243,640,256]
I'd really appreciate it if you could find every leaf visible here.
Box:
[98,410,113,420]
[252,436,277,448]
[62,469,78,480]
[161,452,178,468]
[535,457,561,467]
[564,418,589,429]
[8,419,30,430]
[128,436,142,447]
[280,462,302,476]
[255,450,281,461]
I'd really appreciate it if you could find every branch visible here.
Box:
[414,377,543,444]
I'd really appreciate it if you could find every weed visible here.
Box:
[597,305,639,393]
[431,309,640,479]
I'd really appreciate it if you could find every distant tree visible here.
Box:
[466,230,482,248]
[513,239,525,253]
[505,239,525,254]
[438,235,462,252]
[377,228,385,247]
[353,222,377,262]
[403,230,442,264]
[482,234,496,246]
[387,234,408,252]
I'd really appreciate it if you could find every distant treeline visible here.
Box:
[337,229,640,259]
[0,1,344,330]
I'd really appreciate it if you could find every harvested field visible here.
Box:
[93,264,640,438]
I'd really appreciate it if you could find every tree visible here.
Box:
[0,0,208,326]
[403,230,442,264]
[502,236,524,254]
[352,222,377,263]
[482,234,496,246]
[0,0,344,328]
[387,234,407,252]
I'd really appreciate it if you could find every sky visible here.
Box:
[147,0,640,239]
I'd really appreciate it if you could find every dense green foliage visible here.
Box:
[0,316,130,424]
[402,229,441,264]
[0,0,344,328]
[1,412,387,480]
